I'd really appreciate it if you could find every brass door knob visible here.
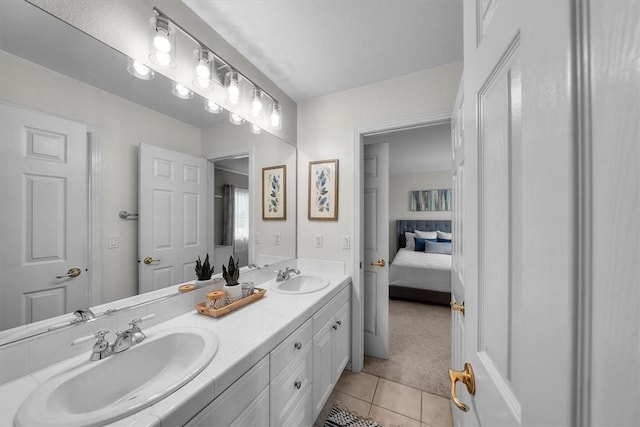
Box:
[56,267,82,279]
[450,299,465,315]
[370,259,386,267]
[448,363,476,412]
[143,256,160,265]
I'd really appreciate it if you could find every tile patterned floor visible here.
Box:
[314,371,453,427]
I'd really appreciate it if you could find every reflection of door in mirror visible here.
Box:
[0,103,91,330]
[138,144,209,293]
[213,157,250,273]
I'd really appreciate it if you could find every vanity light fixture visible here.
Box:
[205,99,222,114]
[225,71,241,105]
[172,81,193,99]
[126,57,154,80]
[146,8,282,130]
[229,112,245,125]
[149,15,175,68]
[250,123,262,134]
[251,87,263,117]
[193,48,212,89]
[270,102,281,129]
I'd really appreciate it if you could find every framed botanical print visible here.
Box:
[262,165,286,220]
[308,159,339,221]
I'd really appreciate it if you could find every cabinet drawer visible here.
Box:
[229,385,269,427]
[270,345,312,425]
[313,285,350,335]
[282,387,312,427]
[270,318,312,379]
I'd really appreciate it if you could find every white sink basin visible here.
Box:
[272,275,330,294]
[15,327,218,427]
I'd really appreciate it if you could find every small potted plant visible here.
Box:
[194,254,214,288]
[222,256,242,301]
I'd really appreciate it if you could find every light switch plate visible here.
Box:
[275,232,281,245]
[341,235,350,249]
[255,232,261,244]
[108,234,119,249]
[315,234,323,248]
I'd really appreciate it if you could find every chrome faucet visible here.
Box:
[276,266,300,282]
[71,314,156,360]
[112,314,156,353]
[73,307,95,321]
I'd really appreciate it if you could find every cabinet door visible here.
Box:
[229,386,269,427]
[283,387,312,427]
[312,322,333,420]
[332,302,351,384]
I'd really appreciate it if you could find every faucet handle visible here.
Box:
[129,313,156,328]
[72,329,108,346]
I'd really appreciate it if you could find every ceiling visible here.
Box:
[365,123,452,174]
[184,0,463,102]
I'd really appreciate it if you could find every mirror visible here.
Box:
[0,0,296,337]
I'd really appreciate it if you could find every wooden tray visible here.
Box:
[195,288,266,318]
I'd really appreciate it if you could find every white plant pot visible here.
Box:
[195,278,213,289]
[223,284,242,301]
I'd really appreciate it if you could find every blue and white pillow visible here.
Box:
[414,237,433,252]
[425,240,452,255]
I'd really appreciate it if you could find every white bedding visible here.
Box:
[389,248,452,293]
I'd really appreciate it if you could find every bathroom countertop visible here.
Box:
[0,273,351,427]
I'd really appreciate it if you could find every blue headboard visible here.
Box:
[397,220,452,248]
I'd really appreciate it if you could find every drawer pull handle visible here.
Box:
[336,320,342,326]
[332,324,338,330]
[294,342,302,350]
[294,380,302,390]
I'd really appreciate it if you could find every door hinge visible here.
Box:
[360,261,362,269]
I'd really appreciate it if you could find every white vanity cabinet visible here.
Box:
[311,286,351,420]
[270,319,313,426]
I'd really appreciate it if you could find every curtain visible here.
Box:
[222,184,235,247]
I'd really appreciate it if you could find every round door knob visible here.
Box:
[143,256,160,265]
[371,258,386,267]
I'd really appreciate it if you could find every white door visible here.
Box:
[449,77,468,427]
[455,1,575,425]
[138,143,208,293]
[363,142,389,359]
[0,103,89,330]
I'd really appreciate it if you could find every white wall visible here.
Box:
[297,62,463,274]
[0,50,202,303]
[389,171,452,258]
[202,121,297,262]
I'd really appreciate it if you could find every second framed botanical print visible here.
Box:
[262,165,286,220]
[308,159,339,221]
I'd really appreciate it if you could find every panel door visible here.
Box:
[459,1,575,425]
[138,143,208,293]
[0,103,88,329]
[332,301,351,384]
[363,142,389,359]
[312,323,333,421]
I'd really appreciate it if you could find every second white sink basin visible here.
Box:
[272,275,330,294]
[15,326,218,427]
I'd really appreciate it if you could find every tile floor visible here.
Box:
[314,370,453,427]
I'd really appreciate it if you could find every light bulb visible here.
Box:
[250,124,261,134]
[127,57,154,80]
[195,59,210,80]
[226,71,240,105]
[153,32,171,53]
[205,100,221,114]
[171,82,193,99]
[155,52,170,66]
[133,61,150,77]
[270,103,281,129]
[251,88,263,117]
[229,112,244,125]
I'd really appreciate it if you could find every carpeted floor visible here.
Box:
[363,299,451,398]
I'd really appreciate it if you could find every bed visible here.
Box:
[389,220,452,305]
